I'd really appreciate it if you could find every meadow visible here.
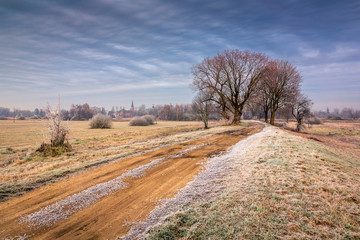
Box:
[144,120,360,239]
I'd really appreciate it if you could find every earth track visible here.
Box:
[0,123,263,239]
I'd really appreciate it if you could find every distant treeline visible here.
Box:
[1,105,359,121]
[0,103,222,121]
[313,108,360,120]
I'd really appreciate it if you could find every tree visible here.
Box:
[192,92,214,129]
[192,49,269,124]
[262,60,301,125]
[137,104,147,116]
[291,94,312,132]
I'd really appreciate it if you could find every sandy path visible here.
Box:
[0,124,263,240]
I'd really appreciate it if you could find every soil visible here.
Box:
[0,123,263,239]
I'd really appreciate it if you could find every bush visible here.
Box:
[18,116,26,120]
[129,116,150,126]
[89,113,112,129]
[0,116,7,120]
[308,117,322,125]
[37,102,71,155]
[142,115,156,125]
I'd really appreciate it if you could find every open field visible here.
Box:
[0,119,230,200]
[141,123,360,239]
[1,120,359,239]
[285,120,360,153]
[0,123,262,239]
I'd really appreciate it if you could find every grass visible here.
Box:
[285,119,360,152]
[145,124,360,239]
[0,119,239,200]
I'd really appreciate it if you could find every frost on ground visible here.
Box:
[120,125,270,240]
[20,144,208,227]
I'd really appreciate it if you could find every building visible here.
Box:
[119,101,135,118]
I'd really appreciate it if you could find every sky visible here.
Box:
[0,0,359,111]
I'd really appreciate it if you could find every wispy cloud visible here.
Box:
[0,0,359,110]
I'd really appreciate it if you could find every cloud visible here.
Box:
[0,0,359,109]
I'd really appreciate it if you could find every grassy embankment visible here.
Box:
[0,119,236,201]
[145,121,360,239]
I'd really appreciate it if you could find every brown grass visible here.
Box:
[145,124,360,239]
[285,120,360,152]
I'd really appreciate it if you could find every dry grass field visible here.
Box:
[1,119,359,239]
[0,122,260,239]
[0,119,234,201]
[138,121,360,240]
[286,120,360,153]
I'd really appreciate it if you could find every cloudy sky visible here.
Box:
[1,0,359,110]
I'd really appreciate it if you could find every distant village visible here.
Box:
[0,102,359,122]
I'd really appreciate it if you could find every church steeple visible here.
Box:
[131,100,134,113]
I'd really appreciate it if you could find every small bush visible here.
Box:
[332,116,342,120]
[18,116,26,120]
[308,117,322,125]
[142,115,156,125]
[36,102,71,156]
[0,116,7,120]
[129,116,149,126]
[89,114,112,129]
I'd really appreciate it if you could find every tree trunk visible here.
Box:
[221,108,229,120]
[270,110,276,125]
[296,117,302,132]
[264,110,268,123]
[232,109,242,124]
[202,114,209,129]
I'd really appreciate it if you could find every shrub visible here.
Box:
[142,115,156,125]
[129,116,149,126]
[89,113,112,129]
[0,116,7,120]
[308,117,322,125]
[36,101,71,156]
[18,116,26,120]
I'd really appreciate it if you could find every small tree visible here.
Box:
[291,94,312,132]
[37,99,71,155]
[192,92,214,129]
[46,101,69,147]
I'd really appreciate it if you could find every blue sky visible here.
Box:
[0,0,359,111]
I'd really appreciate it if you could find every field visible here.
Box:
[0,120,260,239]
[285,120,360,152]
[0,119,228,200]
[141,121,360,239]
[0,119,359,239]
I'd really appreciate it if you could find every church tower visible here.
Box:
[131,100,134,113]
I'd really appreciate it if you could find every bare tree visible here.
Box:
[192,92,214,129]
[262,60,301,125]
[291,94,312,132]
[46,101,69,147]
[192,49,268,124]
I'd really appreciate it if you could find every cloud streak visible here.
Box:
[0,0,359,110]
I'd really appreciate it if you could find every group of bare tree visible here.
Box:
[192,49,312,131]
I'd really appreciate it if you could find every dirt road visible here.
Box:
[0,124,263,239]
